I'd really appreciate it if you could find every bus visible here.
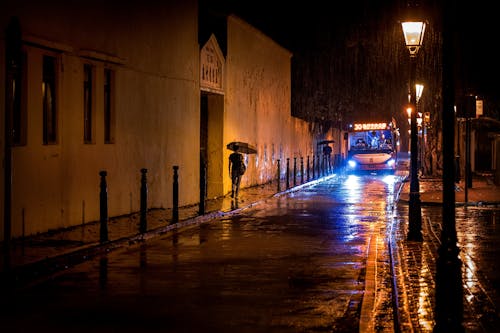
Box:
[345,119,399,173]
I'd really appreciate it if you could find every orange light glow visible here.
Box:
[407,107,413,118]
[352,123,388,131]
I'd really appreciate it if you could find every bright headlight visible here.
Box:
[348,160,356,168]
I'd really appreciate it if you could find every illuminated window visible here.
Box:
[104,68,115,144]
[42,55,57,145]
[83,64,94,143]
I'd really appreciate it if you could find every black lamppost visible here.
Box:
[416,83,424,172]
[434,0,464,330]
[401,20,426,241]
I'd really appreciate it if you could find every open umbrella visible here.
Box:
[317,140,335,145]
[226,141,257,154]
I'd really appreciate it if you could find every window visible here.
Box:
[104,68,115,144]
[9,51,26,146]
[42,55,57,144]
[83,64,94,143]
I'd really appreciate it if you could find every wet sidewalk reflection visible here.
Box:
[393,203,500,332]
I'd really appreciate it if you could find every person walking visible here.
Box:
[229,147,246,198]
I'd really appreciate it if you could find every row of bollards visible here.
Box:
[276,154,336,192]
[98,155,335,244]
[98,166,180,244]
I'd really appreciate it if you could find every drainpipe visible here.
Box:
[4,17,22,257]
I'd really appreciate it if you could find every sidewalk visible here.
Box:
[0,175,332,287]
[398,174,500,206]
[395,171,500,332]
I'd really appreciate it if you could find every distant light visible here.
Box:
[407,107,413,118]
[415,83,424,103]
[348,160,357,168]
[476,99,483,117]
[352,123,388,131]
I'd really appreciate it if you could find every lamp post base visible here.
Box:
[434,244,464,332]
[408,191,423,241]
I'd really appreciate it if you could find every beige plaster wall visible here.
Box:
[1,0,200,237]
[1,5,323,239]
[225,16,315,193]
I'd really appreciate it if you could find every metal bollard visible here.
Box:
[172,166,179,223]
[293,157,297,186]
[323,154,325,176]
[307,155,310,182]
[286,158,290,189]
[277,159,281,192]
[140,168,148,234]
[199,155,206,215]
[300,157,304,184]
[317,154,320,177]
[312,155,316,179]
[99,171,109,243]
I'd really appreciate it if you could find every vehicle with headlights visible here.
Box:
[346,119,399,173]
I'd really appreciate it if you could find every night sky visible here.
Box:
[231,0,499,93]
[200,0,500,122]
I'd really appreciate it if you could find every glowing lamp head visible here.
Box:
[415,83,424,103]
[401,21,426,56]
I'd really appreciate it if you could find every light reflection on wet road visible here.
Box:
[2,173,403,332]
[420,205,500,332]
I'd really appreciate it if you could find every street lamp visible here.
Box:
[401,21,426,56]
[402,20,426,241]
[416,83,424,172]
[406,107,412,151]
[416,83,424,103]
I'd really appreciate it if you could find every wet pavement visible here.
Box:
[2,172,397,332]
[395,167,500,332]
[0,175,336,286]
[1,157,500,332]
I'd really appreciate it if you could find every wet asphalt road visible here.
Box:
[1,173,403,332]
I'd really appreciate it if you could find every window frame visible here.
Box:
[42,54,58,145]
[10,49,27,146]
[83,63,95,144]
[103,67,115,144]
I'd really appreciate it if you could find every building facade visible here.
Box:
[1,1,323,240]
